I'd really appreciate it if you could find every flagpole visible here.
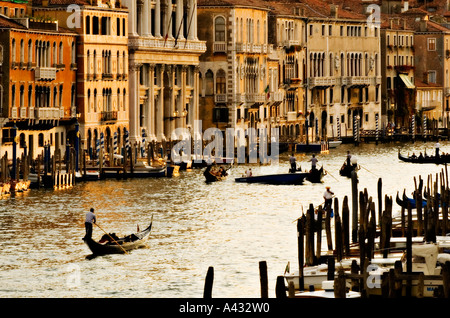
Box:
[184,2,196,49]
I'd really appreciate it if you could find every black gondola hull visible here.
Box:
[84,221,152,255]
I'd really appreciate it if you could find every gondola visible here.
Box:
[235,172,308,185]
[306,166,325,183]
[84,220,153,255]
[203,165,227,183]
[396,192,427,209]
[339,163,358,178]
[398,150,450,164]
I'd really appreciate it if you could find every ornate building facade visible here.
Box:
[32,0,130,159]
[0,8,77,160]
[123,0,205,144]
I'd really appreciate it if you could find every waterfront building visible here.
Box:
[380,17,416,130]
[122,0,206,147]
[266,2,306,144]
[303,4,382,142]
[411,14,450,128]
[32,0,130,160]
[0,3,77,160]
[197,0,272,136]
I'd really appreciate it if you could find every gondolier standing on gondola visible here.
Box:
[435,140,440,158]
[323,186,334,210]
[83,208,96,240]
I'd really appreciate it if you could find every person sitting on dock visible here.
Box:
[308,154,318,171]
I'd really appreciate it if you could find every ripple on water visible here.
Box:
[1,142,449,297]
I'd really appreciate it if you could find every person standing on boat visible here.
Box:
[289,153,297,173]
[84,208,96,240]
[346,151,351,166]
[323,187,334,210]
[308,154,318,171]
[435,140,441,158]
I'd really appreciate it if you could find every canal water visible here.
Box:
[0,140,448,298]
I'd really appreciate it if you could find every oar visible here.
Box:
[323,167,338,181]
[359,164,378,177]
[94,223,129,255]
[292,195,336,222]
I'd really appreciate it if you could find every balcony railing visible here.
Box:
[215,94,227,103]
[100,111,118,122]
[308,77,336,87]
[213,42,227,53]
[35,67,56,81]
[35,107,64,119]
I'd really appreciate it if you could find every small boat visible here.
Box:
[396,192,427,209]
[398,151,450,164]
[84,220,153,255]
[328,140,342,148]
[235,172,308,185]
[339,163,358,178]
[293,280,361,299]
[306,166,325,183]
[203,165,227,183]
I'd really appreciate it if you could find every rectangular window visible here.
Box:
[428,70,437,83]
[428,38,436,51]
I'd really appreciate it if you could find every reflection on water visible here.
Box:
[0,141,448,298]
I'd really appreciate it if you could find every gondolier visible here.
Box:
[323,186,334,209]
[83,208,96,240]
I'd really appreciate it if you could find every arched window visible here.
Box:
[59,42,63,64]
[86,15,91,34]
[27,39,32,64]
[19,39,24,63]
[214,16,225,42]
[205,70,214,95]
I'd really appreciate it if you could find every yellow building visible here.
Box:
[304,5,382,141]
[32,0,129,159]
[197,0,272,134]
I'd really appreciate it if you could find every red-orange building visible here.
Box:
[0,7,78,159]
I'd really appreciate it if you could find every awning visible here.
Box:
[399,74,415,89]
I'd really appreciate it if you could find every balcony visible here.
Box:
[215,94,227,103]
[245,93,266,104]
[35,67,56,81]
[213,42,227,53]
[100,111,118,122]
[341,76,371,86]
[287,111,298,122]
[35,107,64,119]
[308,77,336,87]
[269,91,284,103]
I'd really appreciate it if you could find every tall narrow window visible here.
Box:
[215,16,225,42]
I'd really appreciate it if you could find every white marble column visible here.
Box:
[142,0,150,37]
[155,0,161,37]
[129,62,141,142]
[148,64,157,141]
[175,0,184,40]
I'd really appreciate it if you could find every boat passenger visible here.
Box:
[246,168,253,177]
[411,153,417,159]
[418,152,424,159]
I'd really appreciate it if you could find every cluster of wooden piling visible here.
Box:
[0,151,31,196]
[276,169,450,298]
[201,168,450,299]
